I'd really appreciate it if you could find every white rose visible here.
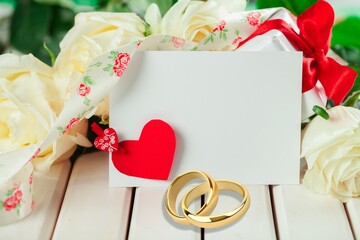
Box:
[53,12,146,119]
[302,106,360,202]
[145,0,246,43]
[0,54,60,151]
[0,54,90,171]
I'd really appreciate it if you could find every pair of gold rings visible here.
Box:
[165,170,250,228]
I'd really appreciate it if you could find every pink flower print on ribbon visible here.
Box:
[29,174,33,185]
[29,148,41,162]
[212,20,226,32]
[78,83,91,97]
[232,36,243,46]
[3,187,23,211]
[113,52,131,77]
[171,37,186,48]
[3,196,17,211]
[65,118,80,133]
[136,40,143,48]
[246,12,261,27]
[14,190,22,205]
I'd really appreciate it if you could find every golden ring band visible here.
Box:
[165,170,219,225]
[165,170,250,228]
[182,180,250,228]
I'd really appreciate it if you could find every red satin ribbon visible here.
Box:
[237,0,357,105]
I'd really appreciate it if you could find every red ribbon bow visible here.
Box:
[238,0,357,105]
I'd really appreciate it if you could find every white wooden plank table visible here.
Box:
[205,186,276,239]
[128,187,200,240]
[272,185,354,240]
[52,152,133,240]
[346,199,360,239]
[0,152,357,240]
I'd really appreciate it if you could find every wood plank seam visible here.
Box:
[201,195,205,240]
[125,187,136,240]
[269,185,280,240]
[49,162,73,239]
[343,203,356,239]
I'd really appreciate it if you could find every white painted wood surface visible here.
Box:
[2,152,358,240]
[52,152,132,240]
[128,187,200,240]
[272,185,354,240]
[346,198,360,239]
[205,185,276,239]
[0,160,71,240]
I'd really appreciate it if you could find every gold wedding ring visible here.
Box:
[165,170,251,228]
[165,170,219,225]
[182,180,250,228]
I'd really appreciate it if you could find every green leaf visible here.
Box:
[331,45,360,97]
[332,45,360,66]
[101,1,131,12]
[43,42,56,66]
[46,6,75,55]
[204,33,215,44]
[342,91,360,107]
[255,0,317,15]
[312,105,330,120]
[83,76,95,85]
[332,17,360,50]
[10,1,51,57]
[10,3,75,65]
[347,65,360,96]
[89,62,102,68]
[73,0,100,9]
[0,0,16,8]
[0,201,3,210]
[108,51,118,60]
[83,97,90,106]
[143,22,151,37]
[103,64,113,72]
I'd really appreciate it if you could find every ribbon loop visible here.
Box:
[238,0,357,105]
[297,0,334,52]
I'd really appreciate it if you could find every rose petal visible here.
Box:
[302,106,360,157]
[302,106,360,202]
[145,3,162,35]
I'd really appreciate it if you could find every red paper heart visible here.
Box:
[111,119,176,180]
[94,127,119,152]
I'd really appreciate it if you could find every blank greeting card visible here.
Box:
[110,51,302,187]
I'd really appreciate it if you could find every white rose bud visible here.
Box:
[302,106,360,202]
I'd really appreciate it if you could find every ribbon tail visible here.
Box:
[319,57,357,105]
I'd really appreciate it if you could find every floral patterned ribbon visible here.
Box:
[0,162,33,225]
[0,4,336,224]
